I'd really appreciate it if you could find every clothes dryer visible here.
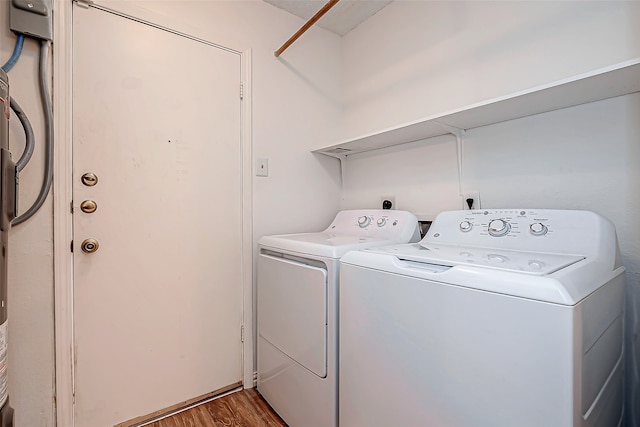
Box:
[257,209,420,427]
[340,209,625,427]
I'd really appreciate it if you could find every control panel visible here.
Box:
[325,209,421,244]
[424,209,613,257]
[450,210,552,239]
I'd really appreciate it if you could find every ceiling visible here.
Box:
[264,0,394,36]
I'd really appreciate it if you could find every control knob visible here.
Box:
[459,221,473,232]
[488,219,511,237]
[377,218,387,227]
[358,216,371,228]
[529,222,548,236]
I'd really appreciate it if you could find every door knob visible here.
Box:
[81,238,99,253]
[80,200,98,214]
[81,172,98,186]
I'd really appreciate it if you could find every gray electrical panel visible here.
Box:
[10,0,53,41]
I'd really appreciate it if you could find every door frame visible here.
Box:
[52,2,254,425]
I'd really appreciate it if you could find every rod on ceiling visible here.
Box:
[274,0,340,57]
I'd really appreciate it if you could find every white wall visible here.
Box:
[342,134,459,218]
[1,1,342,425]
[342,0,640,139]
[340,2,640,426]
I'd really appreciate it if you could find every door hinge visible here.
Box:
[73,0,95,9]
[241,325,244,342]
[70,240,74,253]
[240,83,244,100]
[70,200,74,214]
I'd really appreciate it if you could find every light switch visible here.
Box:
[256,158,269,177]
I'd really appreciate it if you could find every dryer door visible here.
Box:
[258,253,327,377]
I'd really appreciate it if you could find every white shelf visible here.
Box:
[313,59,640,158]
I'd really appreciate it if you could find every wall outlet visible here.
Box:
[380,196,395,210]
[462,191,481,210]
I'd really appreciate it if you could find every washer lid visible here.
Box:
[259,233,393,259]
[373,243,584,275]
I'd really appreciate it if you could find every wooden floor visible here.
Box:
[145,388,288,427]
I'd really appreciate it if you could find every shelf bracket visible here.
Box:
[432,121,465,138]
[338,154,347,189]
[433,121,466,198]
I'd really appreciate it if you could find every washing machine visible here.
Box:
[339,209,625,427]
[257,209,421,427]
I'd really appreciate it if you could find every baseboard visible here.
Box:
[115,381,242,427]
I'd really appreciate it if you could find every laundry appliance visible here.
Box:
[339,209,625,427]
[257,209,421,427]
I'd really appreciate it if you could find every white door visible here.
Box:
[72,5,243,426]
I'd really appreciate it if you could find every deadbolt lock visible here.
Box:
[81,173,98,186]
[80,200,98,214]
[81,238,99,254]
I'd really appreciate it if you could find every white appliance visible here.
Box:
[257,209,421,427]
[339,209,625,427]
